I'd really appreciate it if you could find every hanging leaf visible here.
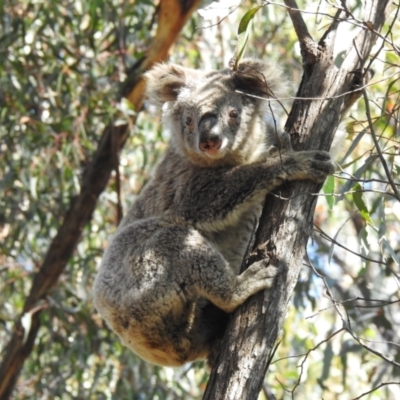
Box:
[377,197,387,238]
[234,6,263,69]
[380,237,400,266]
[319,343,334,384]
[323,175,335,209]
[338,155,377,202]
[352,183,374,225]
[339,128,366,165]
[359,226,370,266]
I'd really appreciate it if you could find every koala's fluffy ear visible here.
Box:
[232,58,285,99]
[144,63,191,106]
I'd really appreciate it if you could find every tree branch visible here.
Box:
[282,0,318,64]
[361,87,400,200]
[203,1,393,399]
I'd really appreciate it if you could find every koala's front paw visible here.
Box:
[288,150,335,182]
[265,145,279,157]
[278,131,293,152]
[266,132,294,158]
[308,150,336,181]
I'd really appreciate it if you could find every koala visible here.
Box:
[92,59,335,367]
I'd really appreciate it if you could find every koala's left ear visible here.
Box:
[232,58,285,99]
[144,63,193,106]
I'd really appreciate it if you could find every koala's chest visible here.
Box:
[202,207,261,274]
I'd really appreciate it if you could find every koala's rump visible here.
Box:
[93,217,228,366]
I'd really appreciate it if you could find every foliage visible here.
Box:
[1,0,399,399]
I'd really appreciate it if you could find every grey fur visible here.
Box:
[93,59,335,366]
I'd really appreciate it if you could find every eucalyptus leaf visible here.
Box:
[234,6,262,68]
[352,183,374,225]
[323,175,335,209]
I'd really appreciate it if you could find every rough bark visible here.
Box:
[203,1,392,399]
[0,1,201,399]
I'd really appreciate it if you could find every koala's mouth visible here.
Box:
[199,137,229,159]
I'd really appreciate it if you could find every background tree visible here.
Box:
[0,1,399,399]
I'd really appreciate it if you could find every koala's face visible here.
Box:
[145,60,285,166]
[171,80,261,165]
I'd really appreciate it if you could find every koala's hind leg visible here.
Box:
[165,227,278,314]
[144,223,278,362]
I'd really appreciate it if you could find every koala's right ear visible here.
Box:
[144,63,189,106]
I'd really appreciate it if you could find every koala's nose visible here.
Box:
[198,114,222,153]
[199,137,222,153]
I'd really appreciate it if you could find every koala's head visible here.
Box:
[145,59,286,167]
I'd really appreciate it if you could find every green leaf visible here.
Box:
[320,343,334,383]
[323,175,335,209]
[234,6,262,68]
[359,226,370,258]
[339,129,366,165]
[352,183,374,225]
[338,155,377,202]
[380,237,400,266]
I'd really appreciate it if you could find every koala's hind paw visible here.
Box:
[238,260,279,291]
[221,261,279,312]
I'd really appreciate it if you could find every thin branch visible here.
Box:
[270,1,400,56]
[305,295,400,319]
[307,255,400,370]
[315,225,387,266]
[346,319,400,369]
[282,0,318,63]
[335,173,400,187]
[352,382,400,400]
[361,87,400,200]
[290,328,344,398]
[235,70,400,102]
[272,327,343,361]
[269,187,398,201]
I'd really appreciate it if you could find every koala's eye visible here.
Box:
[229,109,239,119]
[185,116,194,127]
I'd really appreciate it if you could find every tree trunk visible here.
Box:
[0,1,201,399]
[203,1,392,398]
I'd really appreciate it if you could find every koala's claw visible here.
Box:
[266,145,279,157]
[313,151,331,162]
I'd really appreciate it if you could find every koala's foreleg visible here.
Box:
[178,150,335,227]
